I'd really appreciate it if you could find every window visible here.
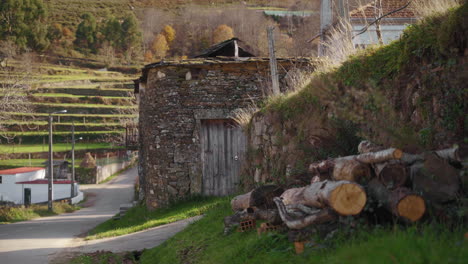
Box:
[0,176,2,184]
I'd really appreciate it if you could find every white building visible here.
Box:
[350,0,417,48]
[0,167,83,205]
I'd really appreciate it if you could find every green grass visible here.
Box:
[0,143,121,154]
[3,130,124,136]
[139,199,468,264]
[32,93,133,99]
[0,203,80,224]
[3,112,134,118]
[31,102,136,109]
[86,196,224,240]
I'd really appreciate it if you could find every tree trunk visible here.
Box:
[411,153,460,203]
[280,180,367,216]
[368,178,425,222]
[231,185,284,211]
[374,161,408,189]
[274,197,336,229]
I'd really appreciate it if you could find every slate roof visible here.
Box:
[350,0,416,19]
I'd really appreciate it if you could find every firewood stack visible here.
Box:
[224,141,467,234]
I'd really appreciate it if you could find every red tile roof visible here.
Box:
[350,0,415,19]
[0,167,45,175]
[16,180,74,184]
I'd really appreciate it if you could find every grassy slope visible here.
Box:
[140,199,468,264]
[261,3,467,155]
[86,196,224,240]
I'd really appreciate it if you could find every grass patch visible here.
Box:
[0,143,121,154]
[86,196,224,240]
[0,203,80,224]
[32,93,133,99]
[140,199,468,264]
[4,130,124,136]
[31,102,136,109]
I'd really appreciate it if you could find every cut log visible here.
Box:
[355,148,403,164]
[368,178,425,222]
[309,148,403,182]
[374,161,408,189]
[274,197,336,229]
[331,157,371,182]
[358,140,385,154]
[280,180,367,216]
[435,145,468,163]
[231,185,284,211]
[411,153,460,203]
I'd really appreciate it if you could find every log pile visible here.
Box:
[224,141,467,235]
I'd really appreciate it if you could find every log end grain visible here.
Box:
[393,149,403,159]
[397,194,426,222]
[329,183,367,216]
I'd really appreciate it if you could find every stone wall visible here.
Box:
[139,59,312,209]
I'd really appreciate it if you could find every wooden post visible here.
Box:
[267,26,280,95]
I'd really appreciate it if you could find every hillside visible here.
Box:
[44,0,313,27]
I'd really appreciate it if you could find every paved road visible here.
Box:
[0,167,137,264]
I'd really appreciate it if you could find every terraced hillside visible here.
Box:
[1,62,137,145]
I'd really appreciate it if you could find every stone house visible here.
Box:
[137,38,313,209]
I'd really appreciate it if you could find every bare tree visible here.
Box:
[0,41,35,142]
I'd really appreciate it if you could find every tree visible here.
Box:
[212,24,234,44]
[144,50,153,62]
[74,13,98,53]
[151,34,169,59]
[0,41,34,140]
[47,23,63,44]
[101,16,122,49]
[162,25,176,45]
[0,0,49,51]
[121,13,142,52]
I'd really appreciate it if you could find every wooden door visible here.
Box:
[201,119,246,196]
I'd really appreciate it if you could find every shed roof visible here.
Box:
[194,38,255,58]
[0,167,44,175]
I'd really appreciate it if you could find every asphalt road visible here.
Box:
[0,167,137,264]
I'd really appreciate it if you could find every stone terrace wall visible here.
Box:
[139,59,310,209]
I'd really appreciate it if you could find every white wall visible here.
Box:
[14,170,46,182]
[0,175,18,203]
[0,180,78,205]
[352,24,409,46]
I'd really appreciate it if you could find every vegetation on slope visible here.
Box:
[264,2,466,152]
[139,198,467,264]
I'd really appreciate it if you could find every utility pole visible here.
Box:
[267,26,280,95]
[70,122,75,204]
[48,114,54,212]
[48,110,67,212]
